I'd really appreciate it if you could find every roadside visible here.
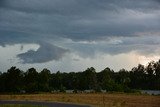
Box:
[0,93,160,107]
[0,100,90,107]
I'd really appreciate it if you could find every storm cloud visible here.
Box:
[0,0,160,71]
[17,42,69,63]
[0,0,160,41]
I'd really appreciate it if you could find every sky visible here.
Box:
[0,0,160,72]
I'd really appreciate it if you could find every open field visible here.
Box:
[0,93,160,107]
[0,104,46,107]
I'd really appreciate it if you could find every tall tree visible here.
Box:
[97,67,114,91]
[130,64,146,89]
[5,66,24,92]
[116,69,130,85]
[50,71,63,90]
[38,68,51,91]
[24,68,38,92]
[153,60,160,89]
[154,60,160,77]
[146,61,155,89]
[82,67,98,90]
[0,72,6,92]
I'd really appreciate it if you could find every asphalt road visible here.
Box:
[0,100,90,107]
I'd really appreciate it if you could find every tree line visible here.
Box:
[0,60,160,93]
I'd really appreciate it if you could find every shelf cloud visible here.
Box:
[0,0,160,71]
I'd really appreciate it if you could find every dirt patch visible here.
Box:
[0,93,159,107]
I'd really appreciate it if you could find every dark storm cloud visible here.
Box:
[0,30,36,46]
[0,0,160,41]
[17,42,69,63]
[0,0,160,63]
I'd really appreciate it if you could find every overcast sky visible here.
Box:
[0,0,160,72]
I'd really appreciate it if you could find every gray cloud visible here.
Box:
[65,36,160,58]
[0,0,160,64]
[0,30,36,46]
[0,0,160,42]
[17,42,69,63]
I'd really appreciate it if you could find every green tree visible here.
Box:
[0,72,6,92]
[146,61,155,76]
[97,67,114,91]
[24,68,38,92]
[154,60,160,77]
[82,67,98,90]
[5,66,24,92]
[153,60,160,89]
[38,68,51,91]
[146,61,155,89]
[117,69,130,85]
[50,71,63,90]
[130,64,146,89]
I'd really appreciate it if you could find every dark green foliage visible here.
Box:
[49,71,63,90]
[129,64,146,89]
[97,67,113,90]
[24,68,39,93]
[0,60,160,93]
[0,72,6,92]
[38,68,51,92]
[82,67,98,90]
[3,67,24,92]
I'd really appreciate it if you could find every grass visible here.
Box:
[0,93,160,107]
[0,104,46,107]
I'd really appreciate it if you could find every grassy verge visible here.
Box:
[0,93,160,107]
[0,104,46,107]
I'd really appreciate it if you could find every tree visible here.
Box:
[117,69,130,85]
[153,60,160,89]
[154,60,160,77]
[129,64,146,89]
[0,72,6,92]
[1,59,160,93]
[97,67,114,91]
[38,68,51,91]
[145,61,155,90]
[49,71,63,90]
[82,67,98,90]
[5,66,24,92]
[62,72,78,90]
[146,61,155,76]
[24,68,38,92]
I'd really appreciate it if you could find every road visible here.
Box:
[0,100,90,107]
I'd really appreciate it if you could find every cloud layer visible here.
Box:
[0,0,160,69]
[0,0,160,41]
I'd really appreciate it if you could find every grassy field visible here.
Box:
[0,104,46,107]
[0,93,160,107]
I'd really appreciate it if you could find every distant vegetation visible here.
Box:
[0,60,160,93]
